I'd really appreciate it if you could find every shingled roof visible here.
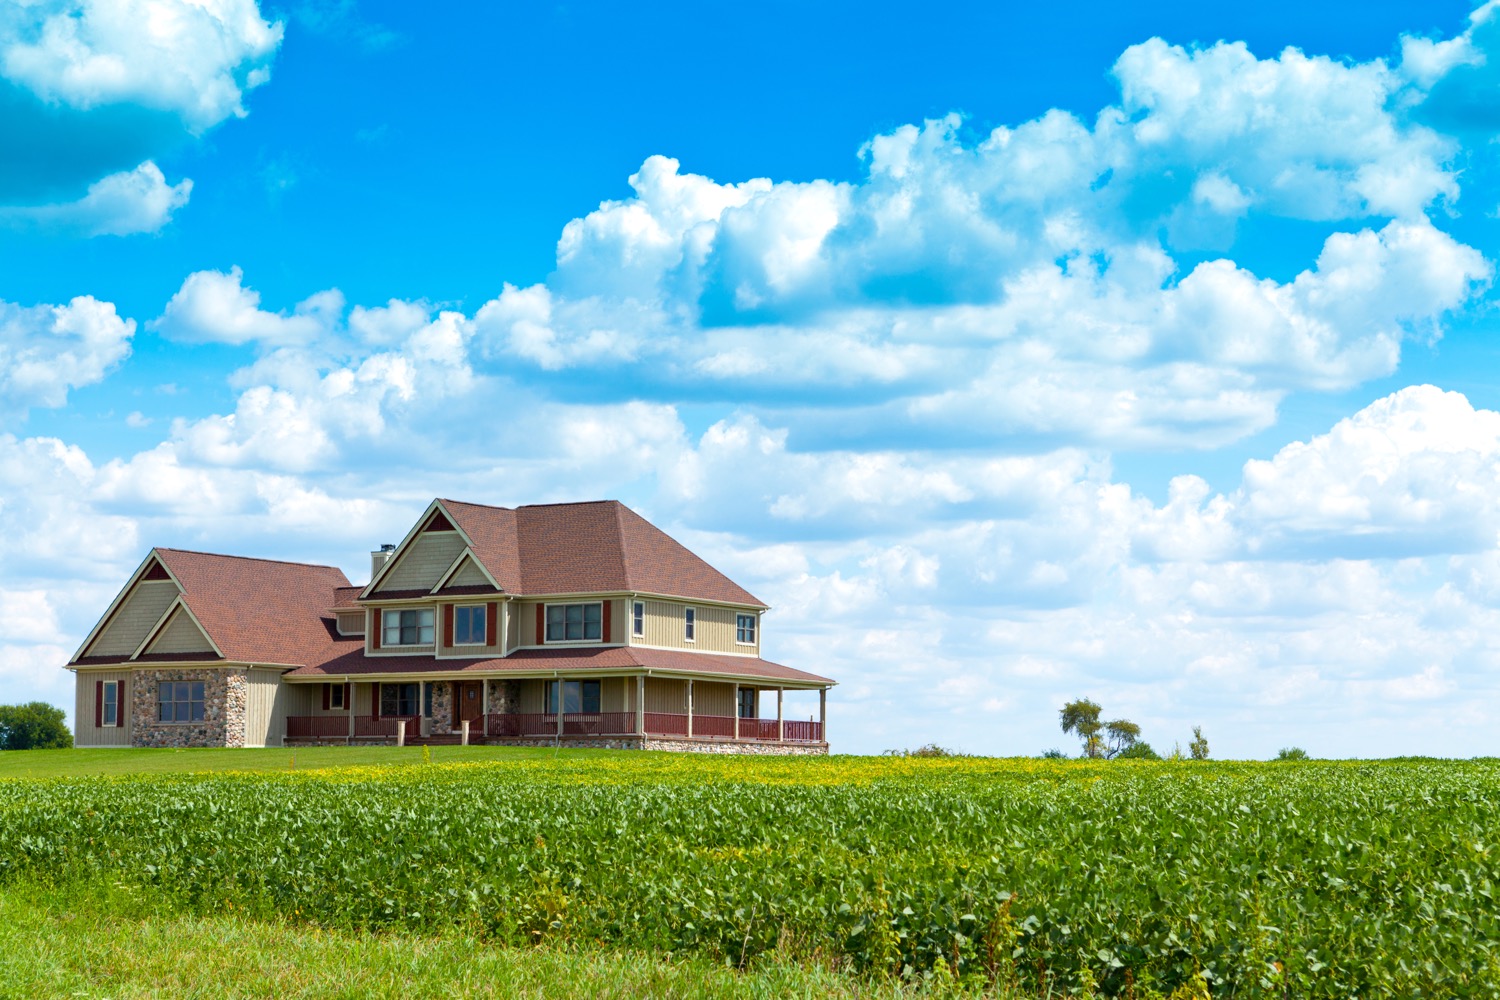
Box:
[439,499,765,607]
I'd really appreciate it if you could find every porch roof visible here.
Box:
[285,644,833,686]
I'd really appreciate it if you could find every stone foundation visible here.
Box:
[485,679,521,714]
[431,681,454,735]
[130,668,248,748]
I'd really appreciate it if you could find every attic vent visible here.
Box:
[423,511,456,533]
[141,560,172,581]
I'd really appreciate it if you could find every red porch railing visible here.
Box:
[354,715,418,739]
[476,712,824,743]
[782,719,823,742]
[745,718,782,741]
[643,712,688,736]
[285,715,351,740]
[487,712,641,737]
[692,714,737,738]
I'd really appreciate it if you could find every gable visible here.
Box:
[141,605,217,656]
[85,580,180,657]
[375,531,468,593]
[448,554,494,588]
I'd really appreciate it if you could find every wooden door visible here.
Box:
[454,681,484,725]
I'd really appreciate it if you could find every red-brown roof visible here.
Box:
[69,549,352,668]
[332,586,362,609]
[286,643,831,685]
[441,499,765,607]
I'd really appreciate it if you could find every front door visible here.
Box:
[454,681,484,727]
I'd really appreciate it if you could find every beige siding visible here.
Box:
[87,581,178,656]
[515,601,538,646]
[243,668,294,747]
[144,607,215,655]
[603,676,631,712]
[635,600,755,655]
[645,676,688,714]
[436,600,505,658]
[336,611,365,635]
[518,678,547,713]
[75,670,133,747]
[375,532,468,593]
[692,681,735,717]
[449,557,492,587]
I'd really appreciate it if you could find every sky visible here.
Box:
[4,0,1500,758]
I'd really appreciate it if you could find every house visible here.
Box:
[66,499,833,753]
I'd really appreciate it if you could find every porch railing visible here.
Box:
[485,712,638,738]
[643,712,687,736]
[285,715,351,740]
[354,715,418,739]
[783,719,823,742]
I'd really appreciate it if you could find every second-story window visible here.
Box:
[454,605,487,645]
[736,614,756,644]
[632,601,644,637]
[383,608,434,646]
[684,607,695,642]
[546,603,601,641]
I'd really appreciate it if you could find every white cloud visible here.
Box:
[0,294,134,419]
[152,267,331,347]
[1,160,191,235]
[0,0,283,130]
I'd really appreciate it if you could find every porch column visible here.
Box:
[686,679,694,739]
[733,683,740,740]
[819,688,827,743]
[556,679,564,742]
[777,688,784,742]
[635,675,645,736]
[481,680,489,738]
[348,684,355,742]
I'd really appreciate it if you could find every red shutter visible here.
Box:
[343,683,351,708]
[487,603,499,648]
[95,680,103,727]
[536,604,544,645]
[371,610,381,650]
[443,604,454,647]
[373,682,381,718]
[601,601,612,643]
[118,677,126,728]
[321,684,331,711]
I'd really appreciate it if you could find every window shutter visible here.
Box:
[118,677,127,728]
[443,604,454,647]
[371,610,381,650]
[321,684,331,711]
[601,601,612,643]
[536,604,544,645]
[487,602,498,648]
[343,683,351,708]
[95,680,103,728]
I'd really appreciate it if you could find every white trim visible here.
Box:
[72,550,183,661]
[541,600,606,644]
[631,600,644,638]
[130,597,225,660]
[683,606,696,643]
[431,549,502,593]
[451,603,491,646]
[734,612,758,647]
[380,606,436,647]
[101,679,121,728]
[361,499,477,598]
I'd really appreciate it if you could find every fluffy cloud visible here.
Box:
[1,160,191,235]
[0,294,133,420]
[153,267,331,347]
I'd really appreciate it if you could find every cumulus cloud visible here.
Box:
[153,267,334,347]
[1,160,191,235]
[0,295,134,420]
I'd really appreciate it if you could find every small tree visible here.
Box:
[1274,746,1309,761]
[1060,698,1143,759]
[1117,741,1161,761]
[1188,725,1209,761]
[0,703,73,750]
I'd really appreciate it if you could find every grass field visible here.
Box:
[3,749,1497,998]
[0,744,565,779]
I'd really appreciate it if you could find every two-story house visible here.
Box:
[66,499,833,753]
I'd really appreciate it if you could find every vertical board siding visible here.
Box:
[336,612,365,635]
[244,668,292,747]
[87,581,179,656]
[692,681,735,717]
[75,670,133,746]
[645,676,689,713]
[638,600,752,654]
[518,678,547,714]
[436,600,505,657]
[374,532,468,593]
[145,608,216,655]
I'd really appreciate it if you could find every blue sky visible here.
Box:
[6,0,1500,756]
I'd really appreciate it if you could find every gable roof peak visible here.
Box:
[153,546,344,573]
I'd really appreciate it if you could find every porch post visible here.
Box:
[686,679,694,739]
[460,719,470,746]
[819,687,827,742]
[481,680,489,738]
[348,683,355,743]
[555,680,564,742]
[635,674,645,736]
[733,683,740,740]
[777,688,784,742]
[396,719,406,747]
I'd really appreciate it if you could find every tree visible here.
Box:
[1188,725,1209,761]
[1059,698,1143,759]
[1274,746,1309,761]
[0,703,72,750]
[1116,741,1161,761]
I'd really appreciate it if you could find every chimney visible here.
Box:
[370,543,396,580]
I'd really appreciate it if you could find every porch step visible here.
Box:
[406,735,464,746]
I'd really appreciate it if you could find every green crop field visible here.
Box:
[2,752,1497,998]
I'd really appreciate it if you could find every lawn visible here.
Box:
[0,744,574,778]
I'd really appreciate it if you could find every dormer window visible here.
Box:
[383,608,434,646]
[546,603,601,641]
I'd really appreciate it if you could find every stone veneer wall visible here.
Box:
[484,679,521,714]
[431,681,454,735]
[131,668,247,748]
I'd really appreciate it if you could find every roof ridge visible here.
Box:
[438,498,515,512]
[155,547,346,572]
[515,499,619,509]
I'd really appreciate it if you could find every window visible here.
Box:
[736,613,756,645]
[382,608,434,646]
[423,682,433,718]
[632,601,644,637]
[684,607,695,642]
[101,680,119,727]
[327,683,345,710]
[546,679,601,714]
[158,681,205,723]
[380,682,419,717]
[454,605,487,645]
[738,687,757,719]
[546,603,601,641]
